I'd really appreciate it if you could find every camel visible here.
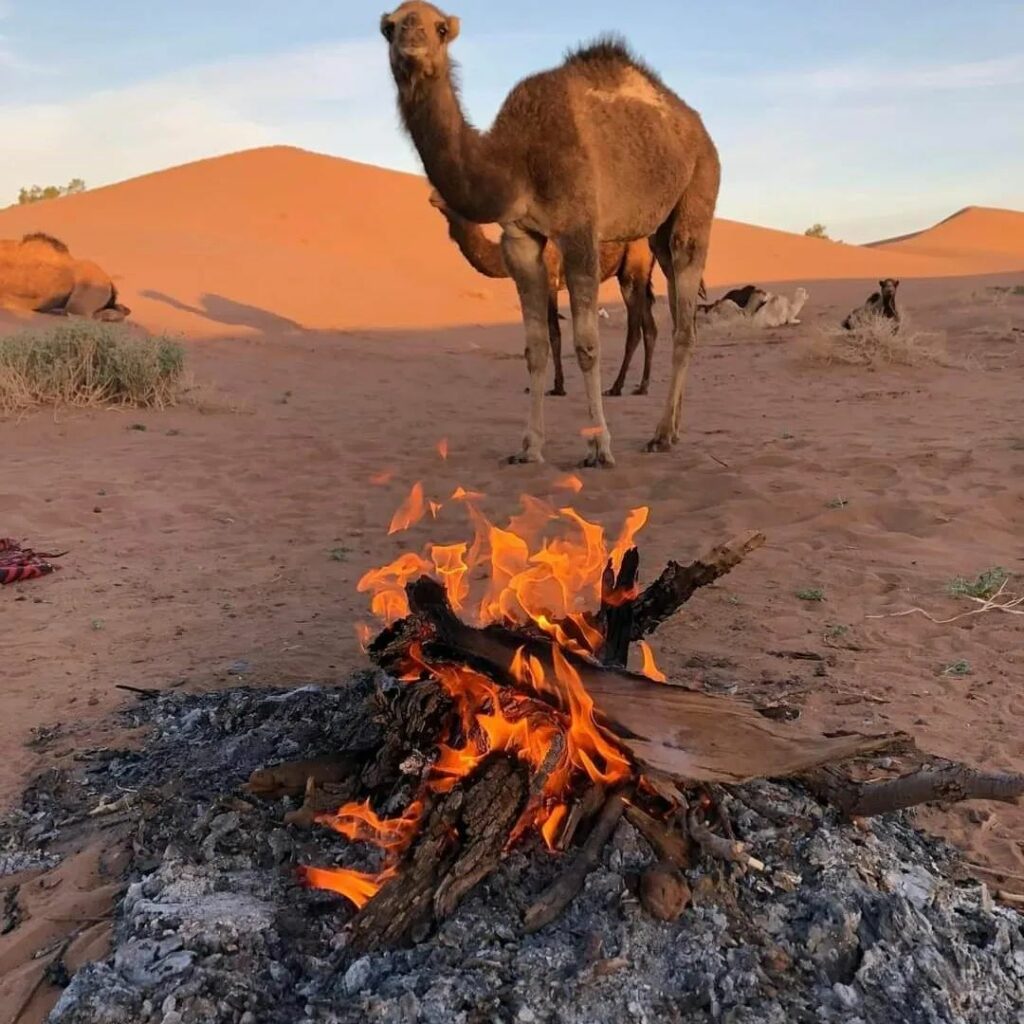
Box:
[843,279,900,331]
[382,3,720,465]
[0,233,130,321]
[699,284,767,316]
[429,191,660,396]
[752,287,808,327]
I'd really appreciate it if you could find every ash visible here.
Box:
[4,676,1023,1024]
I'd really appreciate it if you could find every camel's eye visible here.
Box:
[437,22,448,38]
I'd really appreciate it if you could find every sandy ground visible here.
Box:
[2,148,1024,1018]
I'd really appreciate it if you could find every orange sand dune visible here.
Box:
[0,145,1021,338]
[870,206,1024,263]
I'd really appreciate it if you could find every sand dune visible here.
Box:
[1,146,1022,339]
[871,205,1024,263]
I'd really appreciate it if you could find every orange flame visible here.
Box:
[554,474,584,494]
[370,469,395,486]
[437,438,449,460]
[638,640,668,683]
[298,865,396,909]
[388,481,427,535]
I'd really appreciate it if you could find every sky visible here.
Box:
[1,1,1022,242]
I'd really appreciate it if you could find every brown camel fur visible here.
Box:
[0,233,130,321]
[382,3,720,465]
[429,191,659,397]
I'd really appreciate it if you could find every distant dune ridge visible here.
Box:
[0,146,1021,339]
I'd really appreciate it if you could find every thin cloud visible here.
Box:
[748,53,1024,96]
[0,37,398,202]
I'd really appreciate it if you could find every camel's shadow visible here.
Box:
[142,290,304,336]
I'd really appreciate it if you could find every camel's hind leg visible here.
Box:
[561,228,613,467]
[503,225,551,463]
[646,193,714,452]
[604,274,642,398]
[547,295,567,396]
[64,281,112,318]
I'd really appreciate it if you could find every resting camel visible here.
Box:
[382,3,720,465]
[752,287,808,327]
[0,233,130,321]
[843,279,900,331]
[699,284,767,316]
[430,191,660,396]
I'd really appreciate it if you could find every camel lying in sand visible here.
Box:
[0,233,130,321]
[843,278,900,330]
[431,191,671,397]
[700,285,768,317]
[752,287,808,327]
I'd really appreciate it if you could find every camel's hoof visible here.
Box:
[603,386,623,397]
[547,386,567,397]
[507,450,544,465]
[631,384,649,396]
[644,436,673,453]
[580,450,616,469]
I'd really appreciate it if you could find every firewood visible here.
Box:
[524,787,629,933]
[630,530,767,639]
[624,805,691,868]
[347,756,526,952]
[687,808,765,872]
[806,763,1024,818]
[246,757,358,798]
[598,547,639,667]
[557,784,606,851]
[370,576,901,786]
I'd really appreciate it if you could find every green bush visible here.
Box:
[0,321,186,412]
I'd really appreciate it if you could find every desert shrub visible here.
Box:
[0,321,185,412]
[947,567,1009,600]
[804,224,829,239]
[17,178,86,205]
[807,312,950,368]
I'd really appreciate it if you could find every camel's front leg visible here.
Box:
[503,226,551,463]
[562,229,614,467]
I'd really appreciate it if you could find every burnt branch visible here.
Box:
[524,787,630,933]
[630,530,766,640]
[599,547,639,667]
[807,763,1024,818]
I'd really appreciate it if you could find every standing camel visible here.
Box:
[381,3,720,465]
[429,191,659,397]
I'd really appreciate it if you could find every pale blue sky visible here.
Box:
[1,1,1022,241]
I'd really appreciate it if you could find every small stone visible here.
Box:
[240,1013,257,1024]
[763,946,793,975]
[228,659,251,676]
[639,863,691,921]
[161,1014,183,1024]
[344,955,374,995]
[517,1008,537,1023]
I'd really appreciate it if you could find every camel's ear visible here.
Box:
[893,279,900,288]
[879,280,885,289]
[444,15,460,42]
[380,14,395,41]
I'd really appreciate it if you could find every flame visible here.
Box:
[370,469,394,486]
[437,438,449,460]
[298,865,396,909]
[580,425,604,439]
[355,622,373,651]
[429,501,443,519]
[638,640,667,683]
[305,489,654,905]
[554,474,584,494]
[388,481,427,535]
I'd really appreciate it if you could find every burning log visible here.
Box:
[347,755,527,952]
[369,575,900,786]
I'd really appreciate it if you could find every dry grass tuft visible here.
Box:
[806,313,951,368]
[0,321,186,413]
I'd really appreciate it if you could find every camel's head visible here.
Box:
[381,2,459,84]
[879,278,899,297]
[794,287,809,303]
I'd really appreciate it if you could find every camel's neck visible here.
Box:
[398,70,516,224]
[439,209,508,279]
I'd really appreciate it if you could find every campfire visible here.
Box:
[253,481,1024,952]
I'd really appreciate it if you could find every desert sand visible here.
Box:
[1,146,1023,1019]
